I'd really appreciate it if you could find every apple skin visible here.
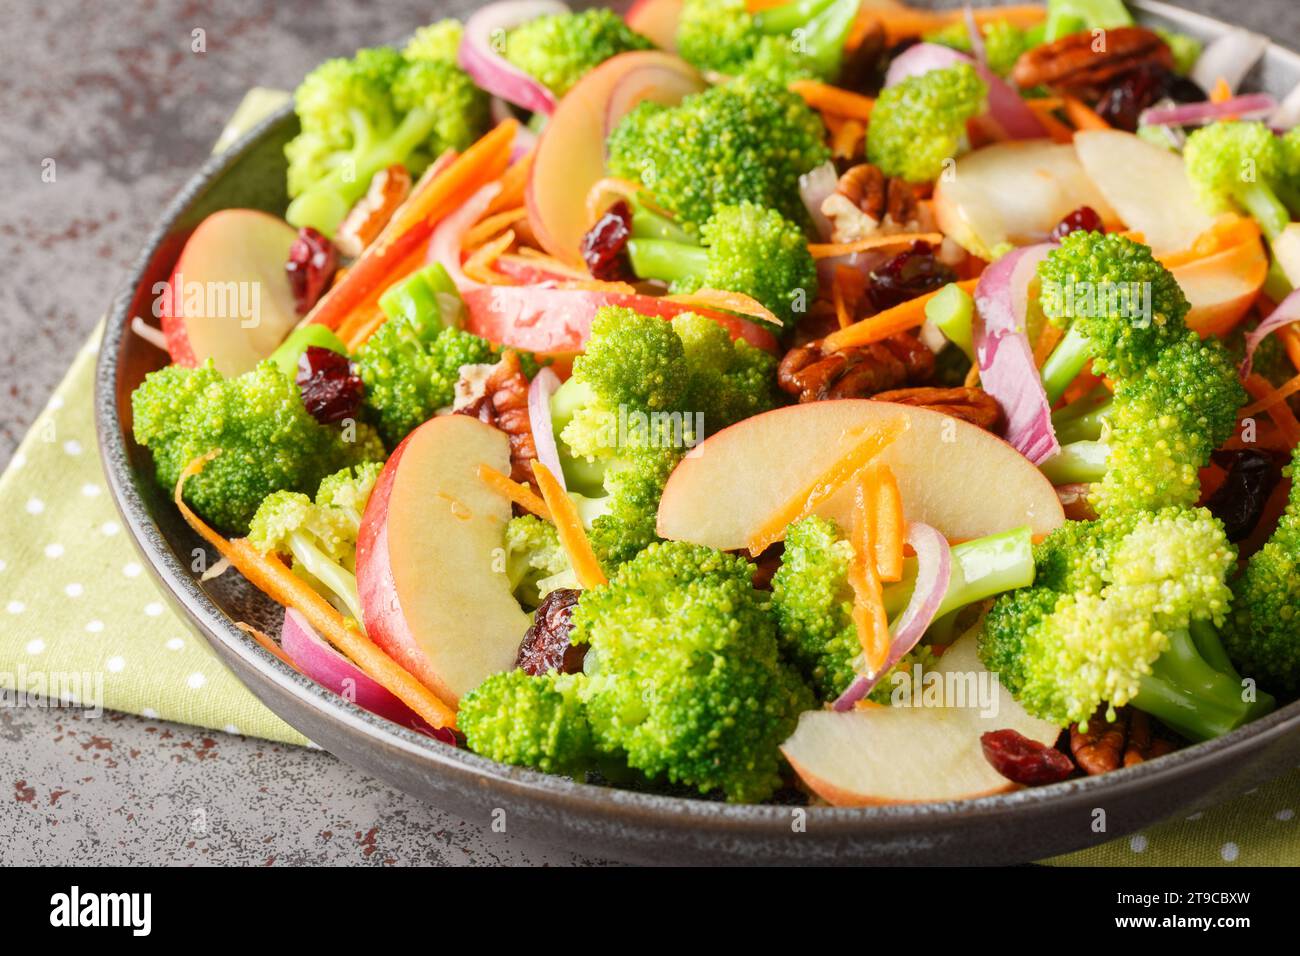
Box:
[625,0,682,50]
[657,399,1065,551]
[1172,233,1269,338]
[159,209,301,376]
[356,415,530,706]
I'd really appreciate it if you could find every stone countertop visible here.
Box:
[1,0,1296,866]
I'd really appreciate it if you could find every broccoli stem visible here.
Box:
[924,282,976,362]
[1264,250,1295,302]
[287,530,364,625]
[1190,620,1277,722]
[626,238,711,287]
[1235,182,1292,241]
[1132,628,1267,741]
[882,526,1035,621]
[1038,439,1110,486]
[1040,323,1094,404]
[753,0,837,35]
[1051,395,1113,445]
[630,206,695,244]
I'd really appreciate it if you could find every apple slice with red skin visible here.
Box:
[780,629,1062,805]
[526,50,704,267]
[461,286,781,362]
[356,414,530,706]
[160,209,301,376]
[625,0,682,50]
[657,399,1065,550]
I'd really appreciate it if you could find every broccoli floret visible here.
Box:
[572,541,814,801]
[738,35,821,86]
[131,361,384,535]
[771,516,1036,702]
[924,19,1029,77]
[1183,121,1295,240]
[458,669,594,775]
[1154,28,1202,76]
[672,311,778,433]
[504,514,575,608]
[1043,0,1133,42]
[247,462,382,623]
[1222,443,1300,692]
[866,63,987,183]
[979,508,1275,741]
[606,77,830,232]
[626,202,816,324]
[504,9,652,98]
[403,19,463,63]
[676,0,860,80]
[284,41,488,237]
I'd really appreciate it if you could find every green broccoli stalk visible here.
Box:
[606,77,830,232]
[504,514,576,609]
[284,41,488,237]
[771,517,1036,703]
[865,63,988,184]
[1222,443,1300,693]
[458,669,594,775]
[1043,0,1133,42]
[504,9,652,98]
[924,19,1030,77]
[247,462,383,624]
[626,202,816,324]
[131,360,384,535]
[1183,121,1297,241]
[979,508,1276,741]
[676,0,861,80]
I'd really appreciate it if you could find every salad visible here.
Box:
[129,0,1300,806]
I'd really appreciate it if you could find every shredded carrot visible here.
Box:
[746,418,909,557]
[789,80,875,121]
[830,118,866,160]
[1211,77,1233,104]
[462,228,516,284]
[531,461,607,589]
[509,247,591,280]
[583,176,675,228]
[463,206,526,249]
[1025,99,1075,144]
[342,309,388,353]
[485,148,533,216]
[963,362,981,389]
[388,120,516,240]
[556,279,640,293]
[864,4,1044,42]
[824,278,979,352]
[174,453,457,729]
[849,472,890,675]
[1158,215,1261,269]
[869,464,905,583]
[663,288,783,327]
[1280,325,1300,373]
[1063,95,1111,131]
[1244,374,1300,445]
[235,622,303,673]
[1033,321,1065,369]
[809,232,945,260]
[832,267,853,329]
[476,463,551,520]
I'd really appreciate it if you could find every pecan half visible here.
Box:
[870,386,1002,431]
[777,332,935,402]
[1070,706,1177,775]
[334,164,412,259]
[1012,26,1172,95]
[822,163,922,244]
[455,351,538,488]
[1122,709,1176,767]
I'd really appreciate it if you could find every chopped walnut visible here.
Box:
[821,164,924,244]
[334,164,412,258]
[778,332,935,403]
[454,352,539,488]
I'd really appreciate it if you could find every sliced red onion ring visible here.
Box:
[883,43,1045,140]
[1141,93,1277,128]
[527,366,566,490]
[1191,28,1268,97]
[832,522,952,711]
[1270,82,1300,130]
[799,161,838,241]
[460,0,570,116]
[1239,289,1300,380]
[974,242,1060,465]
[427,180,503,292]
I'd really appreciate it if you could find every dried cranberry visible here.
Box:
[1093,64,1202,132]
[285,227,338,315]
[1050,206,1104,241]
[867,242,956,311]
[516,588,586,676]
[980,729,1075,785]
[1206,450,1283,542]
[580,201,634,282]
[296,346,364,424]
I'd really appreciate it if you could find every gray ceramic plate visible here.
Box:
[97,1,1300,864]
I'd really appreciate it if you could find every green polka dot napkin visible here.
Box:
[0,90,1294,864]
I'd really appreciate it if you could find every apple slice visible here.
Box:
[625,0,682,50]
[526,50,704,267]
[160,209,301,376]
[1074,129,1216,256]
[356,414,530,705]
[657,399,1064,550]
[780,629,1062,805]
[932,141,1118,260]
[1171,233,1269,338]
[1273,223,1300,287]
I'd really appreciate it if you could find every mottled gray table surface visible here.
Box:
[0,0,1295,866]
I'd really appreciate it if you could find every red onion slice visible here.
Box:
[1141,93,1277,128]
[427,181,503,292]
[1239,289,1300,380]
[527,366,566,490]
[799,161,839,241]
[1191,28,1268,97]
[833,522,952,711]
[974,242,1060,465]
[460,0,570,116]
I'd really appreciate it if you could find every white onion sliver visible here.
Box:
[883,42,969,88]
[1191,28,1269,96]
[1269,82,1300,130]
[799,161,838,241]
[832,522,952,711]
[1141,93,1277,128]
[527,366,566,490]
[974,243,1060,465]
[1240,289,1300,380]
[130,315,169,352]
[963,5,987,68]
[427,181,503,292]
[460,0,569,116]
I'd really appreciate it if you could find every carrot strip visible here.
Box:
[830,118,866,160]
[663,288,783,327]
[174,453,457,729]
[1063,95,1111,131]
[1025,99,1075,143]
[824,278,979,352]
[746,418,909,556]
[235,622,302,673]
[1244,374,1300,445]
[463,207,526,249]
[832,267,853,329]
[462,228,516,284]
[789,80,875,121]
[477,463,551,520]
[1033,321,1065,369]
[864,4,1045,42]
[1211,77,1232,103]
[1280,325,1300,373]
[809,232,945,260]
[963,362,981,388]
[870,464,905,583]
[849,471,890,674]
[531,461,607,589]
[342,309,388,353]
[1159,215,1260,268]
[485,148,533,216]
